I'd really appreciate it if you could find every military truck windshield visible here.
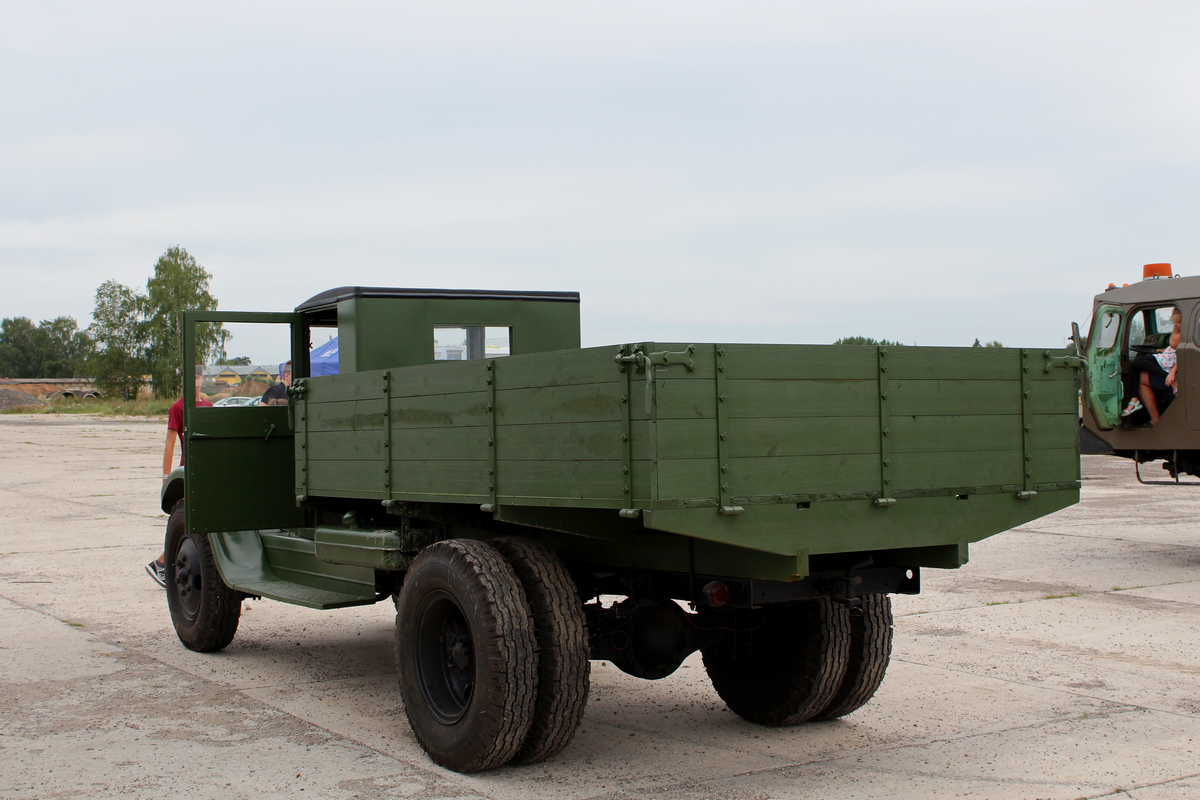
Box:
[1127,305,1179,359]
[434,326,511,361]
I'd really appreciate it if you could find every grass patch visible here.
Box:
[3,396,174,417]
[1043,591,1079,600]
[61,620,84,628]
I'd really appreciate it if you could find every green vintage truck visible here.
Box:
[161,287,1082,772]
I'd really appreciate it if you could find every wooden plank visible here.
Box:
[391,426,490,460]
[889,450,1024,492]
[726,417,879,458]
[728,453,881,498]
[888,413,1080,454]
[886,347,1077,382]
[888,380,1021,416]
[498,384,627,426]
[305,398,386,433]
[889,415,1022,454]
[493,420,627,461]
[390,459,490,496]
[638,419,714,460]
[655,453,881,500]
[1027,379,1078,414]
[307,430,384,461]
[497,459,641,502]
[305,371,386,404]
[721,344,879,381]
[887,347,1017,381]
[389,360,488,397]
[496,346,625,390]
[306,459,387,498]
[389,391,489,429]
[1030,446,1080,483]
[654,379,881,420]
[1030,413,1081,451]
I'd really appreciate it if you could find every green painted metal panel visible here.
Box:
[208,530,376,609]
[338,296,581,373]
[643,488,1077,558]
[182,311,306,536]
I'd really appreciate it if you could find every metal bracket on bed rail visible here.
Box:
[614,345,697,414]
[1043,351,1084,374]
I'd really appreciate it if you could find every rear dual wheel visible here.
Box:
[813,594,893,721]
[395,537,588,773]
[702,595,892,725]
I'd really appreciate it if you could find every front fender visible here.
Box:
[161,466,185,514]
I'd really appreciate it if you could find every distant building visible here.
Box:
[203,364,281,386]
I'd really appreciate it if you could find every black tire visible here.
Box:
[813,594,893,721]
[701,598,850,725]
[164,500,241,652]
[395,539,537,773]
[491,537,590,764]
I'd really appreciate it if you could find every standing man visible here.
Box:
[147,365,213,586]
[262,361,291,405]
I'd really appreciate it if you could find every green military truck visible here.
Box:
[161,287,1082,772]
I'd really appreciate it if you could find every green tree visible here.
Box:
[0,316,93,378]
[144,246,227,397]
[833,336,907,346]
[972,338,1005,348]
[217,355,252,366]
[88,280,149,400]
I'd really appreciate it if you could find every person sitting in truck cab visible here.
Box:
[1121,307,1182,426]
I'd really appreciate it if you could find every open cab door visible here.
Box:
[1077,305,1124,430]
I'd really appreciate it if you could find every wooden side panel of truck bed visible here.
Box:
[295,343,1080,558]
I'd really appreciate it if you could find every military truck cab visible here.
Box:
[1076,264,1200,480]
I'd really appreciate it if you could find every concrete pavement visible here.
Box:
[1,414,1198,799]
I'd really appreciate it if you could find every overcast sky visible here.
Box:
[3,2,1198,361]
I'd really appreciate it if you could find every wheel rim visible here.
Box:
[174,536,203,622]
[414,590,475,724]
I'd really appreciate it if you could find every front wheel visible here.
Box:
[395,539,537,773]
[164,500,241,652]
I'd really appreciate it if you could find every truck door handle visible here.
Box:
[1108,371,1118,378]
[264,423,276,441]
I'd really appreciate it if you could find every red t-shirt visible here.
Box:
[168,394,213,464]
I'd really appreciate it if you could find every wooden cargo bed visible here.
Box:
[295,342,1080,568]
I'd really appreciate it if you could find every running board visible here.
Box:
[208,529,379,609]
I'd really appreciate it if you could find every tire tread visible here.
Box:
[491,537,590,764]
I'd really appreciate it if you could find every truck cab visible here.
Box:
[1077,263,1200,479]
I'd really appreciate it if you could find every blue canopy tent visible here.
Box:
[308,336,340,376]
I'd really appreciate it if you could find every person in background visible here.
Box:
[147,365,213,586]
[262,361,291,405]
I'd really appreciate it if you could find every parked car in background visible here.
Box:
[212,396,257,407]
